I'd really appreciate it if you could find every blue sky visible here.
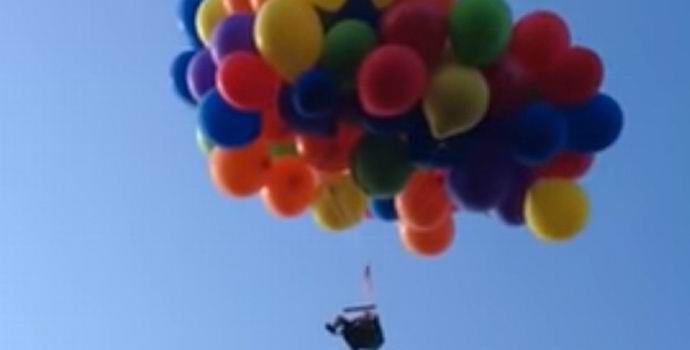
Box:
[1,0,689,349]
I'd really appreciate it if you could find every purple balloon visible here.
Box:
[187,49,217,102]
[446,146,516,212]
[210,14,255,63]
[497,168,534,226]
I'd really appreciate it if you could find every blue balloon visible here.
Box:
[278,87,337,136]
[178,0,203,47]
[371,198,398,221]
[292,70,338,120]
[171,50,197,105]
[565,94,624,153]
[510,103,567,166]
[199,90,261,148]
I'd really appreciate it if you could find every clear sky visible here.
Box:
[1,1,689,349]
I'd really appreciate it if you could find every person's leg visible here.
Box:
[326,315,349,335]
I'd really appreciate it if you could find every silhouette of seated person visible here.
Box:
[326,310,385,350]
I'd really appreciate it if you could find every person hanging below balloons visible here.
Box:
[325,265,385,349]
[326,305,385,350]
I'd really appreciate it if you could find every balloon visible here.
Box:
[483,56,536,118]
[187,49,217,101]
[332,0,380,26]
[210,14,255,62]
[196,127,215,155]
[400,217,454,258]
[361,107,423,136]
[297,123,363,173]
[171,50,197,105]
[250,0,268,11]
[260,106,294,143]
[538,47,604,106]
[423,64,490,139]
[262,157,318,218]
[312,174,368,231]
[534,152,594,179]
[196,0,229,45]
[510,11,571,77]
[447,155,515,212]
[394,0,452,15]
[210,140,271,197]
[310,0,347,12]
[217,52,281,111]
[199,90,261,148]
[292,69,339,120]
[565,93,624,153]
[510,103,567,166]
[178,0,204,46]
[269,142,298,159]
[351,135,414,198]
[497,169,532,226]
[254,0,324,81]
[321,20,377,80]
[372,0,395,10]
[381,2,447,67]
[371,198,398,221]
[525,179,589,242]
[222,0,252,12]
[358,45,428,118]
[450,0,512,67]
[278,87,337,136]
[396,171,452,230]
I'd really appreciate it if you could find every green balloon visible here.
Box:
[196,127,214,156]
[351,135,414,198]
[321,20,377,80]
[450,0,512,67]
[270,142,298,159]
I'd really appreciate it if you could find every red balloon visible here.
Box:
[394,0,452,16]
[260,106,293,143]
[381,2,447,67]
[358,45,428,118]
[534,152,594,179]
[483,56,536,118]
[217,52,281,111]
[538,46,604,106]
[296,123,363,173]
[510,11,571,77]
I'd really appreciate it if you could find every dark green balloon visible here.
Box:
[351,135,414,198]
[450,0,512,67]
[321,20,377,80]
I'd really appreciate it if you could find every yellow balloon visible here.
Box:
[196,0,229,45]
[255,0,324,81]
[372,0,395,9]
[312,174,368,232]
[423,65,490,140]
[525,180,590,242]
[309,0,347,12]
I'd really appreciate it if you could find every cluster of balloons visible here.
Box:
[172,0,624,258]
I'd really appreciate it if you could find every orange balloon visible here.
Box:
[210,141,271,197]
[296,123,363,173]
[261,106,294,143]
[396,171,452,230]
[223,0,253,12]
[262,157,318,218]
[400,217,455,258]
[395,0,453,15]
